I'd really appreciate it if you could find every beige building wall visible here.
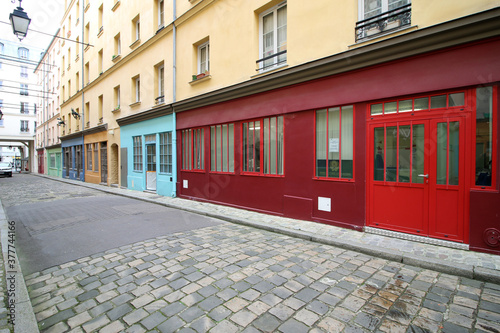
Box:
[55,0,499,186]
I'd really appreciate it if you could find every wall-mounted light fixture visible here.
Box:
[57,118,65,126]
[0,109,3,120]
[9,0,31,41]
[71,108,81,119]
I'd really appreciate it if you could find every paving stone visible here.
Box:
[107,303,134,321]
[208,305,232,322]
[123,308,149,325]
[295,308,320,326]
[157,316,186,333]
[354,311,380,331]
[81,315,110,332]
[141,311,168,330]
[99,320,126,333]
[230,309,257,327]
[278,318,310,333]
[67,311,92,329]
[317,317,346,332]
[39,308,75,331]
[161,302,187,317]
[199,295,224,312]
[209,320,239,333]
[89,301,114,318]
[179,306,204,323]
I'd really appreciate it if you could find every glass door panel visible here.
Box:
[374,127,385,181]
[386,126,398,182]
[147,144,156,172]
[398,125,411,183]
[411,124,425,184]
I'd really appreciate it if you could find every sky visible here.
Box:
[0,0,64,52]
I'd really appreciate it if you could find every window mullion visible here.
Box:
[260,120,265,174]
[339,109,343,178]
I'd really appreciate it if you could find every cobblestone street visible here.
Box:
[1,175,499,332]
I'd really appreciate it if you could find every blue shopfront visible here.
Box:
[117,107,176,197]
[61,135,85,181]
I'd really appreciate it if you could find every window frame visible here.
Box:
[197,42,210,75]
[472,85,497,191]
[87,143,93,170]
[314,105,355,182]
[157,0,165,29]
[157,64,164,100]
[159,131,172,174]
[241,116,285,177]
[133,136,143,172]
[258,1,287,72]
[18,47,29,59]
[210,123,235,174]
[181,128,205,172]
[358,0,411,20]
[93,143,99,172]
[20,120,29,132]
[134,76,141,103]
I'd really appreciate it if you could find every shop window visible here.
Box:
[210,124,234,173]
[370,92,465,116]
[475,86,496,188]
[316,106,354,180]
[159,132,172,174]
[242,116,284,176]
[87,144,92,170]
[133,136,143,171]
[93,143,99,171]
[182,128,204,171]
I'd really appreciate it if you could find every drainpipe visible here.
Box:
[171,0,178,197]
[80,2,85,182]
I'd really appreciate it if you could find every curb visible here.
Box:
[33,174,500,284]
[0,200,39,333]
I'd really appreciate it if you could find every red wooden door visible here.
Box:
[368,117,466,242]
[428,117,465,242]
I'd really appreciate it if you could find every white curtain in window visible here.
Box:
[341,106,354,160]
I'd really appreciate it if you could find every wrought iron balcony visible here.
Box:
[256,50,287,72]
[355,4,411,42]
[155,95,165,105]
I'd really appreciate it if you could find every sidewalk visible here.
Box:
[35,174,500,285]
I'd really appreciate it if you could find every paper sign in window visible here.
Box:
[329,138,339,153]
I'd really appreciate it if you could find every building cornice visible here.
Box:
[116,104,173,127]
[59,124,107,141]
[172,7,500,113]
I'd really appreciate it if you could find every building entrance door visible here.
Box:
[146,144,157,191]
[101,142,108,184]
[368,116,466,242]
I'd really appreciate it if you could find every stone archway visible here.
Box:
[110,143,119,186]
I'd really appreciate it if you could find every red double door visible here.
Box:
[368,115,469,243]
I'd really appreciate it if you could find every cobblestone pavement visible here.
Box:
[25,225,500,333]
[0,174,499,332]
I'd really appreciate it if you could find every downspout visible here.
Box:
[171,0,178,197]
[80,2,85,182]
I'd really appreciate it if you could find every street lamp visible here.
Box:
[9,0,31,41]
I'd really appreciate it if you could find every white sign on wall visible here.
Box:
[318,197,331,212]
[183,180,188,188]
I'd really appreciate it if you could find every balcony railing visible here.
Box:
[355,4,411,42]
[155,96,165,105]
[256,50,287,72]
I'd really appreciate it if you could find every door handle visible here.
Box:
[418,174,429,178]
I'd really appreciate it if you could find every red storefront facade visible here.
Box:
[176,15,500,255]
